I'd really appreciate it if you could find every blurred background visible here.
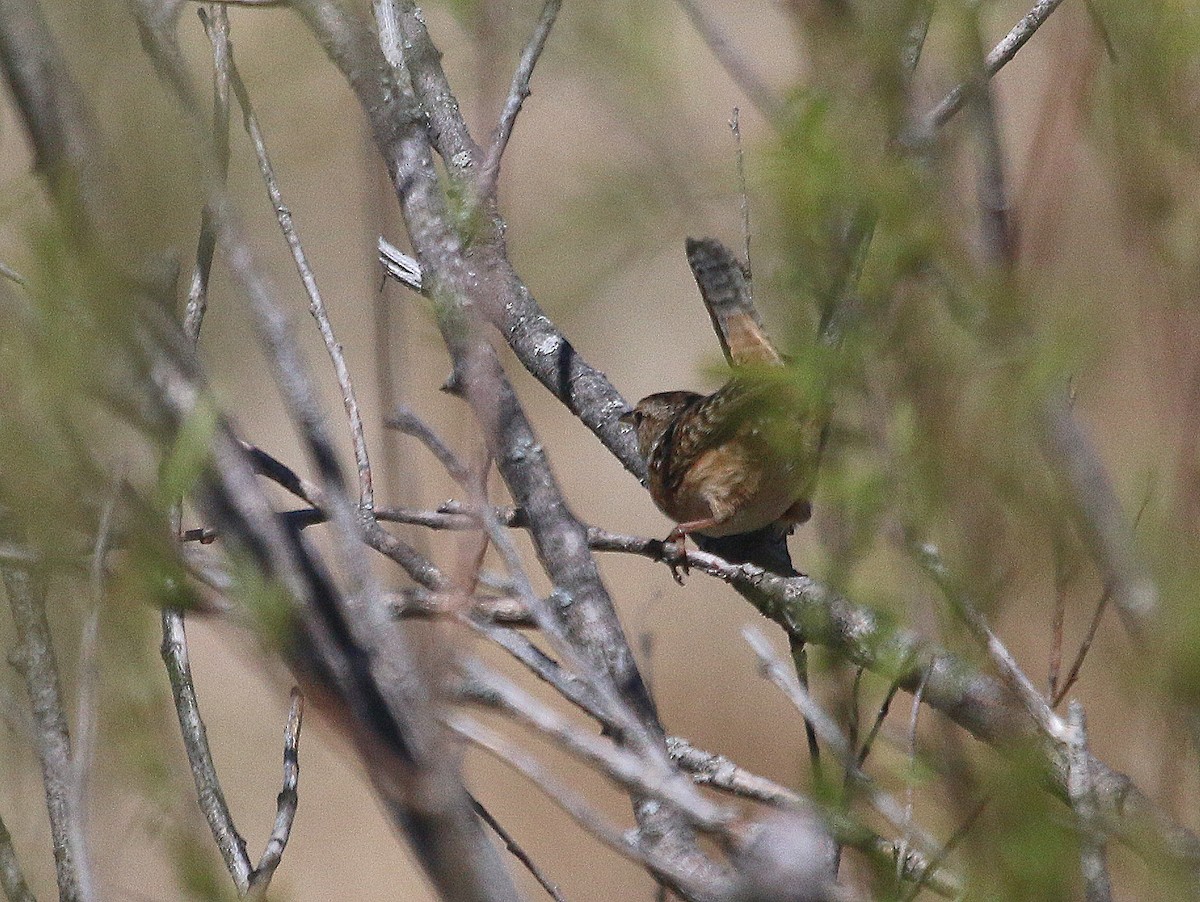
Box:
[3,0,1200,898]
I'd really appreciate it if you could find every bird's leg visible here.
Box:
[663,516,726,583]
[662,526,691,584]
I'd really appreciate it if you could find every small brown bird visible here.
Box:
[620,239,828,551]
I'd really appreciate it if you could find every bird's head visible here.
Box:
[618,391,704,460]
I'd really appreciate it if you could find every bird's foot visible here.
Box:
[663,527,690,585]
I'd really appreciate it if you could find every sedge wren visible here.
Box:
[620,238,829,549]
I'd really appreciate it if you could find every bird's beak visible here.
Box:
[618,409,637,426]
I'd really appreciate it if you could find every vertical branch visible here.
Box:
[160,7,253,893]
[245,690,304,900]
[1,557,83,902]
[1066,703,1114,902]
[160,614,253,892]
[184,4,231,340]
[478,0,562,197]
[224,41,375,512]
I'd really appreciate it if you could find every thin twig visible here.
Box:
[789,637,822,777]
[448,714,730,901]
[162,11,253,892]
[1066,703,1114,902]
[1,551,83,902]
[899,798,987,902]
[1048,551,1075,700]
[0,809,36,902]
[729,107,752,296]
[246,689,304,900]
[914,543,1070,744]
[0,260,27,286]
[897,667,930,892]
[667,737,963,899]
[921,0,1068,134]
[160,611,253,891]
[224,39,374,513]
[479,0,562,197]
[1051,586,1112,709]
[185,5,231,342]
[856,681,902,769]
[471,797,566,902]
[743,627,940,855]
[671,0,783,122]
[461,660,734,835]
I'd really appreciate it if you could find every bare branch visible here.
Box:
[921,0,1068,134]
[224,38,375,511]
[184,4,231,342]
[744,627,939,856]
[461,660,735,836]
[668,737,963,899]
[1051,587,1111,709]
[914,543,1070,744]
[471,798,566,902]
[1066,702,1114,902]
[160,611,253,891]
[479,0,562,196]
[448,714,730,902]
[246,689,304,899]
[1040,396,1156,639]
[1,550,84,902]
[374,0,480,177]
[0,0,111,241]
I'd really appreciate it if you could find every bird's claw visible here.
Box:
[663,528,690,585]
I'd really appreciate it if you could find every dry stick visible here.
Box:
[743,627,940,858]
[134,10,516,902]
[1,558,83,902]
[68,488,120,902]
[386,0,481,178]
[447,714,720,902]
[389,407,709,828]
[897,667,930,894]
[668,738,963,900]
[0,811,35,902]
[462,660,734,835]
[470,798,566,902]
[479,0,562,196]
[915,544,1070,745]
[729,108,752,294]
[1051,587,1112,709]
[160,612,252,891]
[0,13,107,896]
[670,0,783,122]
[245,689,304,900]
[224,47,374,513]
[184,6,231,341]
[361,3,719,890]
[921,0,1069,134]
[160,9,255,892]
[1047,551,1074,700]
[1066,702,1114,902]
[898,798,987,902]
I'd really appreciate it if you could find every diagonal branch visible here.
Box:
[479,0,562,197]
[246,689,304,899]
[1,542,85,902]
[224,37,375,513]
[920,0,1068,134]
